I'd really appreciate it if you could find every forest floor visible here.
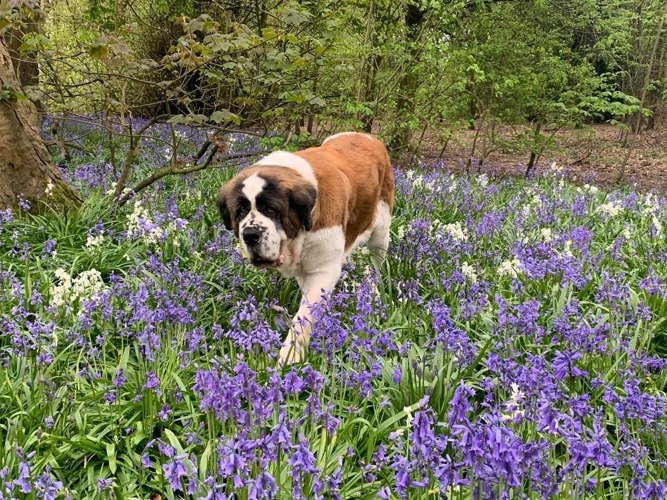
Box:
[404,123,667,194]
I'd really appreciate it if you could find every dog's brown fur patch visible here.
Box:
[297,133,394,250]
[218,133,394,251]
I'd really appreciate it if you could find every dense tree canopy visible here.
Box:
[1,0,665,203]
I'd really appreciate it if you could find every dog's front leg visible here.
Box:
[278,265,342,366]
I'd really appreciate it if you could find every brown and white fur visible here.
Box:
[217,132,394,365]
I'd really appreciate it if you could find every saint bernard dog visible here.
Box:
[217,132,395,365]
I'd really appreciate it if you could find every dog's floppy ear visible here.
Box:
[289,184,317,231]
[216,185,232,230]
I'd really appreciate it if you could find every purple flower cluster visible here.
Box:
[3,121,667,497]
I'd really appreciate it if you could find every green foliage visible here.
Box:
[4,0,667,187]
[2,149,667,496]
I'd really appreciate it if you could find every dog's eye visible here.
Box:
[235,207,247,218]
[259,203,278,216]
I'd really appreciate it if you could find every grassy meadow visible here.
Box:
[1,122,667,499]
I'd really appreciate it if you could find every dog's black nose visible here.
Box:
[242,228,262,246]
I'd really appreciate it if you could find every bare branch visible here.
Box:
[116,149,269,207]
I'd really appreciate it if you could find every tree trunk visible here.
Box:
[7,5,43,125]
[0,37,80,211]
[389,2,425,153]
[525,121,542,177]
[617,3,666,183]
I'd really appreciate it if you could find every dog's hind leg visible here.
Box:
[367,200,392,267]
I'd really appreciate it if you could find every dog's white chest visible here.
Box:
[278,226,345,278]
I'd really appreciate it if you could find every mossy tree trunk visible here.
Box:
[0,36,80,211]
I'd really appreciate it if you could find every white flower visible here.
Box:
[532,194,543,207]
[50,268,106,308]
[652,215,664,238]
[597,200,623,217]
[405,170,415,180]
[643,193,660,215]
[584,184,598,194]
[557,240,574,258]
[522,192,544,219]
[403,406,413,429]
[501,383,526,421]
[548,161,563,173]
[477,174,488,188]
[522,205,531,218]
[85,233,104,252]
[412,174,424,189]
[461,261,477,283]
[45,182,55,196]
[497,256,523,278]
[51,268,73,307]
[127,200,168,245]
[540,228,553,243]
[441,221,468,242]
[447,180,458,193]
[396,226,406,241]
[71,269,105,299]
[424,180,437,192]
[127,200,147,235]
[622,226,632,239]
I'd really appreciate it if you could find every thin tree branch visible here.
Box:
[116,149,269,206]
[44,140,90,152]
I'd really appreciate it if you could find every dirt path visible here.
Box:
[401,124,667,194]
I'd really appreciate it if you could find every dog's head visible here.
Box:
[217,166,317,268]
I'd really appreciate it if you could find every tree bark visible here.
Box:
[617,2,666,183]
[389,2,426,153]
[7,4,43,125]
[0,36,80,211]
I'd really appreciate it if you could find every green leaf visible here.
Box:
[106,442,117,474]
[89,44,109,60]
[163,429,185,455]
[199,441,213,480]
[210,110,241,125]
[282,8,309,25]
[167,115,187,125]
[308,96,326,107]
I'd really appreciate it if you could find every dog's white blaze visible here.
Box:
[256,151,318,189]
[241,174,266,209]
[322,131,375,145]
[240,174,282,260]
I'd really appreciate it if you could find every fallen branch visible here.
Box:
[115,148,269,207]
[571,149,592,165]
[117,144,219,207]
[113,117,161,199]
